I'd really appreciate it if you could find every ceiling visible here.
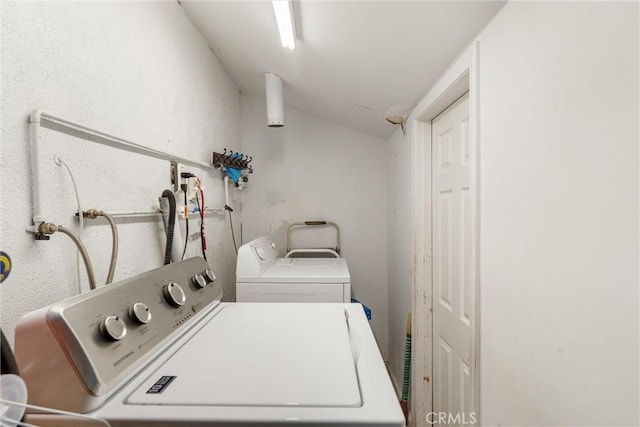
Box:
[180,1,505,139]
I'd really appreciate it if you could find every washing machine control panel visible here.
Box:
[236,236,280,278]
[16,257,221,398]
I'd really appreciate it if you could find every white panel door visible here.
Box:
[432,93,474,425]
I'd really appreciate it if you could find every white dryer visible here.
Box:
[236,236,351,302]
[13,257,404,427]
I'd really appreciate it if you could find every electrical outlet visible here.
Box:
[170,162,185,192]
[187,187,198,202]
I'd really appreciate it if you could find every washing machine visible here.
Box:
[13,257,404,427]
[236,236,351,303]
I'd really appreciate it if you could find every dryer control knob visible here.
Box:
[130,302,152,324]
[255,247,267,260]
[100,315,127,341]
[205,269,216,283]
[163,282,186,308]
[192,274,207,289]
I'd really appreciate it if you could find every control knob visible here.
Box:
[100,315,127,341]
[130,302,152,324]
[255,247,267,260]
[192,273,207,289]
[205,269,216,283]
[163,282,186,308]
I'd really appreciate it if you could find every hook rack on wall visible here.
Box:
[212,149,253,172]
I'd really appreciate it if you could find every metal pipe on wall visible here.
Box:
[28,110,217,227]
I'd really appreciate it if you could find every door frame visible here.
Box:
[410,42,481,426]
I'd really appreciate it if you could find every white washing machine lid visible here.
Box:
[126,304,361,407]
[236,258,351,283]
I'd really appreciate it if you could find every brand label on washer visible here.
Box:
[146,375,176,394]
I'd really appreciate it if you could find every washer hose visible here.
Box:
[83,209,119,284]
[39,222,97,290]
[101,212,118,284]
[161,190,176,265]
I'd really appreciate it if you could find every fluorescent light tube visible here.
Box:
[272,0,295,49]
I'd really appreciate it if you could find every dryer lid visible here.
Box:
[126,304,361,407]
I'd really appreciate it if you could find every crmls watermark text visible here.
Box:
[426,412,477,425]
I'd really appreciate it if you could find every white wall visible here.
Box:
[240,94,389,358]
[1,2,241,344]
[478,2,638,425]
[387,1,639,425]
[387,126,413,387]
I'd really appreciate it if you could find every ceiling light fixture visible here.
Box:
[272,1,295,49]
[265,72,285,127]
